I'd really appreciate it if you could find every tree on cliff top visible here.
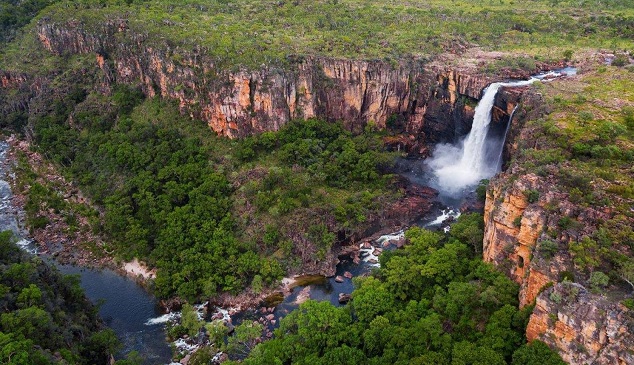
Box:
[618,259,634,294]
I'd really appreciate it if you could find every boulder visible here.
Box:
[338,293,352,303]
[335,275,345,283]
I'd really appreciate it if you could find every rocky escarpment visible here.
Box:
[484,167,633,364]
[483,85,634,363]
[0,71,32,113]
[27,19,522,146]
[527,283,634,365]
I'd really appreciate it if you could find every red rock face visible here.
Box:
[527,284,634,365]
[32,20,520,144]
[0,71,27,88]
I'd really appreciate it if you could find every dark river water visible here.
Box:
[0,140,172,364]
[55,265,173,364]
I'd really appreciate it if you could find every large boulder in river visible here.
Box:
[338,293,352,303]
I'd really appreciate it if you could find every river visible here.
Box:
[0,140,173,364]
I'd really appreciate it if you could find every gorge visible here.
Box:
[1,1,633,364]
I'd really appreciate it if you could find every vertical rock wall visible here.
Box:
[31,20,500,142]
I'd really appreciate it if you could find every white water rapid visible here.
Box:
[426,78,538,195]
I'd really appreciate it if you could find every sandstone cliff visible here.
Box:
[483,165,634,365]
[527,283,634,365]
[483,85,634,364]
[29,20,509,145]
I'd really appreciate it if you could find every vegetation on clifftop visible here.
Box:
[508,61,634,299]
[1,0,633,71]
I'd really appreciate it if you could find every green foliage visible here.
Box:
[251,274,264,294]
[622,299,634,310]
[524,189,540,204]
[618,259,634,293]
[243,119,392,188]
[0,0,60,46]
[589,271,609,291]
[226,321,264,358]
[449,213,484,254]
[483,56,537,75]
[205,320,228,349]
[611,54,630,67]
[511,340,567,365]
[180,304,204,337]
[569,237,602,272]
[237,225,564,364]
[0,230,119,364]
[537,240,559,259]
[623,107,634,132]
[476,179,489,202]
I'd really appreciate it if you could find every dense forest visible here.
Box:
[176,215,565,365]
[12,71,398,300]
[0,230,120,364]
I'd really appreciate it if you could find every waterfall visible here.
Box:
[426,78,537,195]
[494,104,519,172]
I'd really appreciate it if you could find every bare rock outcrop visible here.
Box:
[527,283,634,365]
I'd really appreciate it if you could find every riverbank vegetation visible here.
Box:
[0,230,121,364]
[221,217,565,364]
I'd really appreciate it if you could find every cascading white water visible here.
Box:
[427,78,538,195]
[494,104,519,172]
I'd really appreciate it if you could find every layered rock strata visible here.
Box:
[30,20,514,144]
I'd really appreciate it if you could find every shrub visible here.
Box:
[560,271,574,282]
[589,271,609,291]
[623,107,634,132]
[251,275,264,294]
[549,291,562,304]
[557,216,573,230]
[612,54,629,67]
[538,240,559,259]
[476,179,489,202]
[525,189,540,203]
